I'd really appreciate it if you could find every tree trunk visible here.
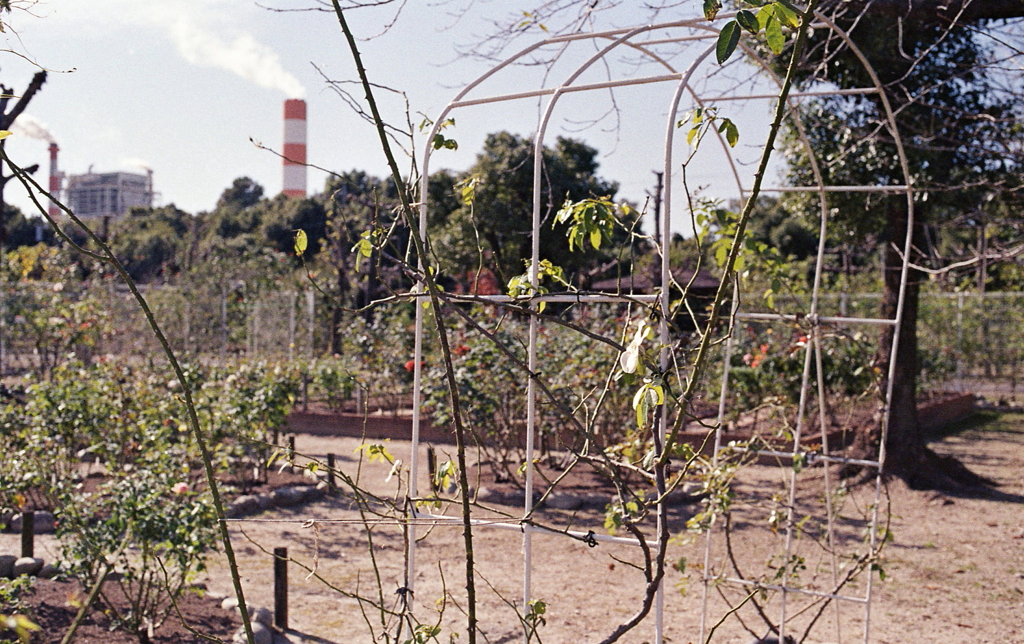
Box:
[873,199,924,475]
[862,199,992,490]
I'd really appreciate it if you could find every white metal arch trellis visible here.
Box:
[407,12,914,644]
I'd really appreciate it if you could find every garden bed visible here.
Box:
[4,579,237,644]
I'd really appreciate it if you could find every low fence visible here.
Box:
[2,282,1021,401]
[827,291,1024,398]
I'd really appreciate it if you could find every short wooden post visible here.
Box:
[326,453,336,494]
[287,436,296,466]
[274,547,288,631]
[21,511,34,558]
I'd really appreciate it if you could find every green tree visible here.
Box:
[259,194,328,258]
[429,131,633,286]
[745,196,817,262]
[216,176,264,212]
[201,177,265,244]
[318,170,403,353]
[109,205,192,282]
[435,1,1024,489]
[2,204,51,250]
[784,13,1023,488]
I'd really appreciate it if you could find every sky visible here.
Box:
[0,0,784,236]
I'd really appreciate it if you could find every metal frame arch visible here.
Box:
[403,14,915,644]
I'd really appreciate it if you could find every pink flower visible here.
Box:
[172,482,189,495]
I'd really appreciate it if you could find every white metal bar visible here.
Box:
[430,293,662,304]
[816,454,881,468]
[734,312,897,326]
[450,73,683,109]
[411,510,660,547]
[814,332,845,643]
[701,87,880,102]
[700,292,740,644]
[812,13,917,644]
[726,447,881,469]
[623,33,718,46]
[711,576,870,603]
[779,329,817,641]
[406,296,425,594]
[543,18,721,44]
[653,39,721,643]
[759,185,909,193]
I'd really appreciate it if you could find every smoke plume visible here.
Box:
[121,157,153,172]
[63,1,306,99]
[11,114,57,144]
[167,14,306,99]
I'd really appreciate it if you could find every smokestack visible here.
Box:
[282,99,306,197]
[48,143,60,218]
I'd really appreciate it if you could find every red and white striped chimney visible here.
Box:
[282,99,307,197]
[48,143,60,217]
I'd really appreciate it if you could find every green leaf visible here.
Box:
[433,134,458,151]
[293,229,308,256]
[352,234,374,270]
[590,227,602,249]
[736,9,759,34]
[716,20,740,64]
[765,15,785,54]
[719,119,739,147]
[872,562,887,581]
[756,5,774,30]
[703,0,722,20]
[456,176,478,204]
[715,242,728,267]
[772,1,801,28]
[687,125,700,146]
[0,130,11,140]
[635,399,647,428]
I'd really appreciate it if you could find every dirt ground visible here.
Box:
[188,412,1023,644]
[5,412,1023,643]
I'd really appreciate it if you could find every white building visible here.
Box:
[65,170,154,219]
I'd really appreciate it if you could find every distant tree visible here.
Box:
[259,195,327,259]
[317,170,402,353]
[216,176,264,212]
[2,204,50,250]
[109,205,191,283]
[429,131,631,286]
[745,197,817,262]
